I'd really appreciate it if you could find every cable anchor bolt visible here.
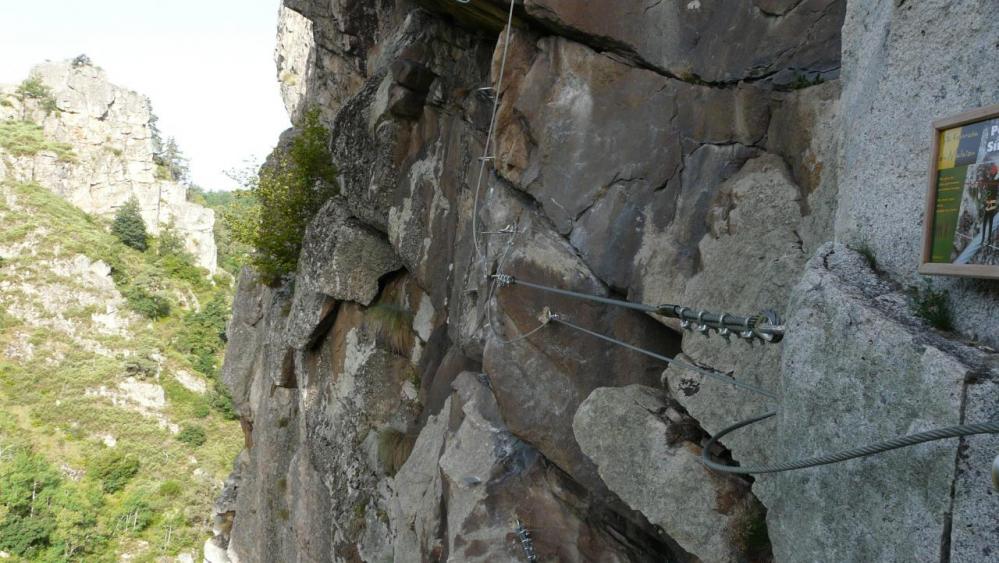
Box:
[717,313,731,342]
[493,273,514,287]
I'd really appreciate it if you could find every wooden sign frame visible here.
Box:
[919,104,999,279]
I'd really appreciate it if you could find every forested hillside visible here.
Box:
[0,180,242,561]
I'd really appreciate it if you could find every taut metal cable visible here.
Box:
[494,274,785,342]
[549,314,777,400]
[546,311,999,476]
[700,413,999,475]
[471,0,517,261]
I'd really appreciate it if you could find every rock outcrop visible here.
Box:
[0,60,217,272]
[212,1,999,562]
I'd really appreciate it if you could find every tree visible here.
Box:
[229,107,338,283]
[111,197,148,251]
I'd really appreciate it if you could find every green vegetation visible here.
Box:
[111,197,148,251]
[850,242,878,272]
[0,181,243,560]
[229,108,338,283]
[87,450,140,494]
[16,74,58,115]
[909,281,954,332]
[190,187,256,275]
[176,425,206,448]
[0,121,76,161]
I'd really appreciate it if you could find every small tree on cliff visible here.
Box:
[229,107,338,283]
[112,197,148,251]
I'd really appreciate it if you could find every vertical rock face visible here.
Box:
[834,0,999,348]
[0,61,217,272]
[215,1,998,562]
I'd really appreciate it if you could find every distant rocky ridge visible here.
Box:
[0,60,217,272]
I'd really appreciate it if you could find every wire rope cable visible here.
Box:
[547,313,999,476]
[550,315,777,400]
[471,0,517,261]
[700,413,999,475]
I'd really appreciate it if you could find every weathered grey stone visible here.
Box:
[495,35,682,234]
[275,5,315,123]
[766,80,841,255]
[296,197,403,306]
[480,184,680,496]
[662,155,812,468]
[835,0,999,348]
[437,373,679,562]
[0,61,217,271]
[574,385,768,563]
[758,243,999,562]
[521,0,845,84]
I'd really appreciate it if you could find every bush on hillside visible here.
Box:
[229,107,338,284]
[15,74,58,115]
[176,424,206,447]
[87,451,139,494]
[111,197,148,251]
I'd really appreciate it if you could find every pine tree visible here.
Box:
[111,197,148,251]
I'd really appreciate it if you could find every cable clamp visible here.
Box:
[493,273,514,287]
[538,306,559,324]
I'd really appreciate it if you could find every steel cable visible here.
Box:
[700,413,999,474]
[471,0,517,260]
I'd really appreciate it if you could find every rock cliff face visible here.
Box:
[213,1,999,562]
[0,60,217,272]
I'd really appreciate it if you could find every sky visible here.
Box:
[0,0,291,191]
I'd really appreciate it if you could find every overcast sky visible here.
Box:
[0,0,291,191]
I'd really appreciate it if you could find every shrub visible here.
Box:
[229,107,338,283]
[175,293,229,376]
[909,281,954,332]
[176,424,206,447]
[15,74,58,114]
[87,451,140,494]
[111,197,148,251]
[208,382,238,420]
[158,480,182,497]
[123,285,171,319]
[0,121,75,161]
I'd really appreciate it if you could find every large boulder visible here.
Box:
[574,385,770,563]
[834,0,999,347]
[758,243,999,562]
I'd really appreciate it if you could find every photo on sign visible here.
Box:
[929,117,999,266]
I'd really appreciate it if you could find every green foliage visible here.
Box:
[364,303,414,355]
[111,197,148,251]
[87,450,140,494]
[0,451,61,557]
[229,108,338,283]
[158,480,182,497]
[123,283,171,319]
[175,294,229,377]
[851,242,878,271]
[0,121,76,161]
[203,189,257,275]
[909,281,954,332]
[0,181,244,559]
[208,382,239,420]
[16,74,58,114]
[176,424,206,447]
[788,72,825,90]
[153,137,189,183]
